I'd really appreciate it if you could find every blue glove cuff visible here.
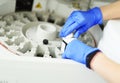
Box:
[83,47,99,64]
[89,7,103,24]
[86,50,100,69]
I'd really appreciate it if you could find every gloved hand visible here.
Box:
[62,39,99,66]
[59,7,103,38]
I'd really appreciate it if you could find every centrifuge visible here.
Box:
[0,0,106,83]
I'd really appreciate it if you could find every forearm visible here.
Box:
[100,1,120,20]
[90,52,120,83]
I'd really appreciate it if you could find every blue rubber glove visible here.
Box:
[59,7,103,38]
[62,39,99,65]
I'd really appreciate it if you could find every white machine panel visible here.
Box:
[0,0,16,15]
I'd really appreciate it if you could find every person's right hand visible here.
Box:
[62,39,99,65]
[59,7,103,38]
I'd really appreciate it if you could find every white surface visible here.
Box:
[98,20,120,63]
[0,0,16,15]
[0,46,106,83]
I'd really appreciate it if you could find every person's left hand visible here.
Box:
[59,7,103,38]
